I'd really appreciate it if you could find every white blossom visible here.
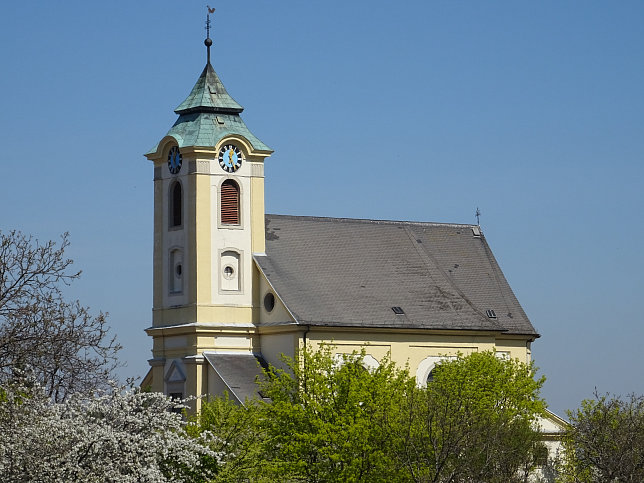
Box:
[0,378,216,482]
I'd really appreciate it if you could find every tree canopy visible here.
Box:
[398,351,547,482]
[189,347,548,482]
[0,230,120,401]
[562,392,644,482]
[0,376,216,482]
[259,347,412,482]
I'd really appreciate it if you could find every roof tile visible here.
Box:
[255,215,538,337]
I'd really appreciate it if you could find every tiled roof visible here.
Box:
[161,112,271,153]
[203,353,268,405]
[255,215,538,337]
[146,63,272,155]
[175,63,243,115]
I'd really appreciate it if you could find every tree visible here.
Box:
[252,348,548,482]
[185,394,270,482]
[184,348,548,482]
[562,392,644,482]
[0,376,216,482]
[392,351,547,483]
[0,230,120,401]
[258,346,413,482]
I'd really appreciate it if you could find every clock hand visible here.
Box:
[229,149,234,166]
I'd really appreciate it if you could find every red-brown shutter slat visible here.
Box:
[221,181,239,224]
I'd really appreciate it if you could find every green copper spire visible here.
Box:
[174,9,243,115]
[146,11,271,156]
[174,63,244,115]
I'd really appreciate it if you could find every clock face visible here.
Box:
[167,146,182,175]
[218,144,243,173]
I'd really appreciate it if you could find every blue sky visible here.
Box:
[2,1,643,416]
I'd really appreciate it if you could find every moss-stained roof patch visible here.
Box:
[164,113,271,152]
[147,62,271,155]
[175,63,243,115]
[256,215,539,337]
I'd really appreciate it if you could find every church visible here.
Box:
[140,19,565,449]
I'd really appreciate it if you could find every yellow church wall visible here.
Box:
[494,337,533,364]
[303,328,498,368]
[150,364,164,393]
[147,322,261,367]
[251,266,261,324]
[256,268,296,325]
[252,326,533,390]
[149,139,270,331]
[153,178,163,309]
[152,305,257,327]
[259,330,300,371]
[250,175,265,254]
[193,171,212,306]
[196,333,259,352]
[207,365,232,402]
[183,357,206,412]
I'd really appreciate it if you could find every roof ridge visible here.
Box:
[265,213,478,229]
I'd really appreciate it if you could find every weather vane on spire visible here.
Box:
[205,6,215,64]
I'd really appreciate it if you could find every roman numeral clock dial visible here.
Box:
[218,144,243,173]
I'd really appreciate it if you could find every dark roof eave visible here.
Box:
[505,331,541,339]
[174,106,244,116]
[257,319,540,338]
[291,319,510,332]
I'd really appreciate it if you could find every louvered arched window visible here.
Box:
[170,181,182,228]
[221,180,240,225]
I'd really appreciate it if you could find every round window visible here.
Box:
[264,292,275,312]
[223,265,234,280]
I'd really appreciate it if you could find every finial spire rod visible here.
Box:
[475,207,481,226]
[205,6,215,64]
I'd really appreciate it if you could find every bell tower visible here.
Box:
[143,11,272,407]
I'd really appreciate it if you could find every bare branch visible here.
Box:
[0,230,121,401]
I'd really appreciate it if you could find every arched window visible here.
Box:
[221,180,240,225]
[416,355,454,387]
[427,368,436,383]
[170,181,182,228]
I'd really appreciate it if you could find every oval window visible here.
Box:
[264,292,275,312]
[223,266,234,280]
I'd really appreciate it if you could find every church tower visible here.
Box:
[143,14,272,408]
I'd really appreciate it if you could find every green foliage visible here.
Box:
[254,348,546,482]
[562,393,644,482]
[186,393,270,482]
[259,346,413,482]
[86,347,546,483]
[396,351,547,482]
